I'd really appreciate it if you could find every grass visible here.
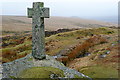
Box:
[45,27,113,56]
[1,41,32,63]
[57,35,108,65]
[1,27,117,63]
[68,40,119,78]
[18,67,88,78]
[79,65,118,78]
[1,27,119,79]
[18,67,65,78]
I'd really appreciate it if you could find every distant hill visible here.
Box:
[86,16,118,24]
[1,16,117,31]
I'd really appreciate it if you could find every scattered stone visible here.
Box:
[76,52,91,58]
[99,54,107,58]
[111,43,115,46]
[53,56,58,59]
[50,73,59,79]
[105,51,110,54]
[84,52,91,56]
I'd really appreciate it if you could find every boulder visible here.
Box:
[2,54,92,79]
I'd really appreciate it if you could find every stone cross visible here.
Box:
[27,2,49,59]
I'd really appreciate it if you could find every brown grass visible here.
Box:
[57,35,108,64]
[1,41,32,63]
[2,16,117,31]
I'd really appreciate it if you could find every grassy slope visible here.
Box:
[1,27,119,78]
[79,65,118,78]
[1,27,116,62]
[18,67,64,78]
[2,16,117,31]
[67,28,119,78]
[18,67,86,78]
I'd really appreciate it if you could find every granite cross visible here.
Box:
[27,2,49,59]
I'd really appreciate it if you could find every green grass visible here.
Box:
[47,48,62,56]
[18,50,31,56]
[1,40,32,63]
[2,27,117,62]
[1,40,31,53]
[46,27,116,43]
[79,65,118,78]
[18,67,65,78]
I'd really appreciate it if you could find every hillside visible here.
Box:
[1,16,119,78]
[1,26,119,78]
[2,16,117,31]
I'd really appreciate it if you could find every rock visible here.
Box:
[2,54,92,79]
[76,52,91,58]
[99,54,107,58]
[53,56,58,59]
[105,51,110,54]
[84,52,91,56]
[112,43,115,46]
[50,73,59,79]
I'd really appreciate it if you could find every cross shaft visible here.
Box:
[27,2,49,60]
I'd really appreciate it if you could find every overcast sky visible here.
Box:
[0,0,119,19]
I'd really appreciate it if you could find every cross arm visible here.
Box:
[27,7,49,18]
[27,8,33,18]
[41,8,49,18]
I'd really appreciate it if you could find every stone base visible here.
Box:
[2,54,92,79]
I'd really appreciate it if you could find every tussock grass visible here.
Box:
[18,67,64,78]
[1,41,32,63]
[79,65,118,78]
[57,35,108,65]
[2,27,116,63]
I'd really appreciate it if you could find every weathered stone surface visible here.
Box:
[27,8,33,18]
[2,54,34,78]
[28,2,49,60]
[0,64,2,79]
[2,54,92,79]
